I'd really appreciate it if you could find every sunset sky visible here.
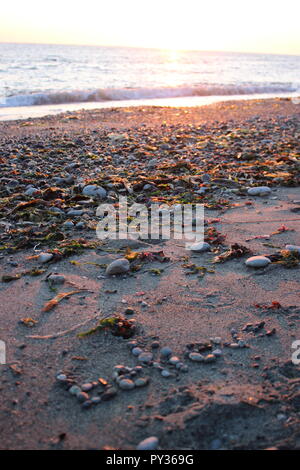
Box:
[0,0,299,55]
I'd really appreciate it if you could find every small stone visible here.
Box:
[134,377,149,387]
[136,436,159,450]
[82,400,92,409]
[82,184,107,199]
[47,274,65,285]
[69,385,81,396]
[161,369,171,377]
[169,356,180,365]
[229,343,240,349]
[38,252,53,263]
[56,373,67,382]
[81,383,93,392]
[91,397,101,404]
[138,352,153,364]
[212,349,223,357]
[245,256,271,268]
[105,258,130,276]
[101,387,117,401]
[204,354,216,363]
[151,341,160,349]
[25,187,39,196]
[188,241,211,252]
[132,347,143,357]
[118,379,135,390]
[247,186,271,196]
[160,347,172,358]
[188,352,204,362]
[67,209,84,217]
[63,220,74,229]
[77,392,90,402]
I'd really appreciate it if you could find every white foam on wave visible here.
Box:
[1,83,298,108]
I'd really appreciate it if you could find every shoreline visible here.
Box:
[0,93,299,122]
[0,97,299,450]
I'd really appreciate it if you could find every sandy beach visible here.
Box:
[0,97,299,450]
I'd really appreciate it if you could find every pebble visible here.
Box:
[160,347,172,358]
[81,383,93,392]
[69,385,81,396]
[91,397,101,404]
[132,347,143,357]
[188,352,204,362]
[67,209,84,217]
[169,356,181,365]
[56,373,67,382]
[247,186,271,196]
[47,274,65,285]
[138,352,153,364]
[82,184,107,199]
[136,436,159,450]
[77,392,90,402]
[285,244,300,254]
[25,187,39,196]
[134,377,149,387]
[63,221,74,229]
[118,379,135,390]
[212,349,223,357]
[151,341,160,349]
[38,252,54,263]
[188,241,211,252]
[245,255,271,267]
[101,387,117,401]
[204,354,216,363]
[105,258,130,275]
[161,369,171,378]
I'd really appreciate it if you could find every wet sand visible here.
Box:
[0,98,299,450]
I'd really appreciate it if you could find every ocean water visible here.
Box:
[0,42,299,120]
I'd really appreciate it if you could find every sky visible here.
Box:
[0,0,299,55]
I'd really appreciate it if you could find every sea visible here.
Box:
[0,42,299,120]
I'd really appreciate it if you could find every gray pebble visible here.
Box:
[160,347,172,358]
[77,392,90,402]
[188,352,204,362]
[69,385,81,396]
[118,379,135,390]
[245,256,271,268]
[247,186,271,196]
[134,377,149,387]
[132,347,143,357]
[138,352,153,364]
[136,436,159,450]
[38,252,53,263]
[161,369,171,377]
[81,383,93,392]
[105,258,130,276]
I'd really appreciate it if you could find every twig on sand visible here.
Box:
[27,314,101,340]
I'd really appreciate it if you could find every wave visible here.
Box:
[1,83,299,108]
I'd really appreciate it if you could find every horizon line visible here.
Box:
[0,40,299,58]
